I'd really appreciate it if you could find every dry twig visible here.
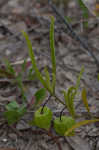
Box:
[48,0,99,71]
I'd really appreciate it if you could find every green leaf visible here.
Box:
[63,86,76,118]
[34,88,46,107]
[17,105,27,117]
[65,119,99,136]
[63,67,84,118]
[81,88,90,114]
[4,59,15,75]
[6,101,19,111]
[76,66,84,91]
[50,16,56,75]
[54,116,76,136]
[97,73,99,81]
[4,105,26,125]
[51,73,56,94]
[4,110,20,125]
[44,67,52,93]
[77,0,88,15]
[16,73,27,101]
[50,16,56,94]
[22,31,51,93]
[28,67,36,80]
[21,59,27,72]
[32,106,53,130]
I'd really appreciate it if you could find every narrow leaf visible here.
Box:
[65,119,99,136]
[21,59,27,72]
[76,66,84,91]
[51,73,56,94]
[63,87,76,118]
[16,73,27,101]
[50,16,56,75]
[50,16,56,93]
[67,87,76,118]
[28,67,36,80]
[4,59,15,75]
[81,88,90,113]
[22,31,51,92]
[97,73,99,81]
[44,67,52,92]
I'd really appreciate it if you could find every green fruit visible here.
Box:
[54,116,76,136]
[34,106,52,130]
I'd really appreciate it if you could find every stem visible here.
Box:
[54,94,66,106]
[60,107,66,121]
[41,95,52,114]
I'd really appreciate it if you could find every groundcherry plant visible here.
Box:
[4,16,99,136]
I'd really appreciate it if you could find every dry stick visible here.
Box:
[0,23,22,41]
[46,130,62,150]
[48,0,99,71]
[54,94,65,106]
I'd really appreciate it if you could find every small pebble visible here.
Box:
[2,138,7,142]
